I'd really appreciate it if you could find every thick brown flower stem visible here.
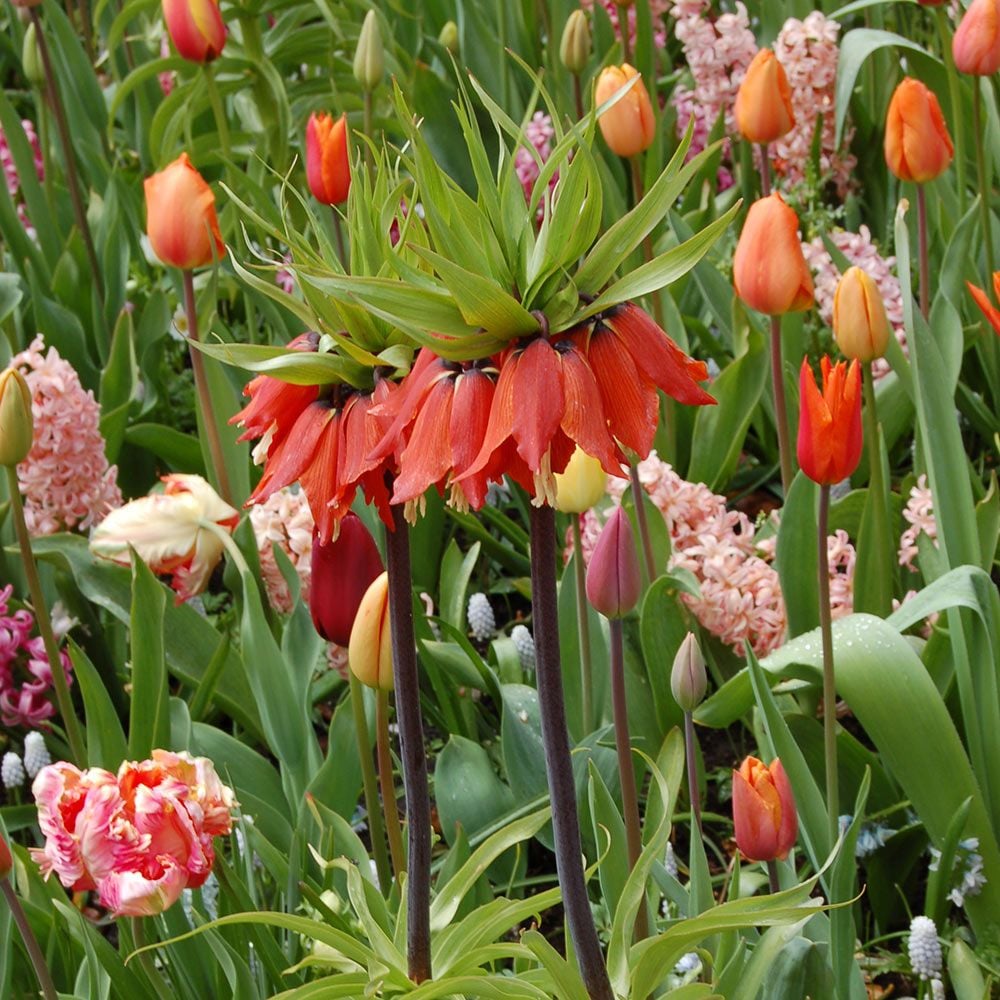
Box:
[916,184,930,321]
[628,463,656,586]
[530,504,614,1000]
[385,505,431,983]
[182,270,234,507]
[1,879,58,1000]
[609,618,648,941]
[377,688,407,886]
[817,484,838,846]
[572,518,594,733]
[769,314,793,496]
[6,466,86,764]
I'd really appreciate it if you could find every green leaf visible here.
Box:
[439,540,481,631]
[520,930,589,1000]
[588,762,630,921]
[190,340,356,386]
[501,684,548,803]
[127,554,169,758]
[775,472,820,637]
[67,640,127,771]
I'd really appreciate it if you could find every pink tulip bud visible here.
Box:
[586,506,642,619]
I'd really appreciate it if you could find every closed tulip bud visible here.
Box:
[833,267,891,362]
[305,113,351,206]
[144,153,225,270]
[595,63,655,158]
[733,756,798,862]
[671,632,707,712]
[309,512,384,646]
[554,448,607,514]
[438,20,459,54]
[586,507,642,619]
[734,49,795,144]
[884,78,953,184]
[11,0,42,9]
[797,356,863,486]
[22,23,44,87]
[0,367,33,467]
[560,10,591,75]
[163,0,226,63]
[349,571,393,690]
[354,10,384,93]
[0,834,11,879]
[953,0,1000,76]
[733,194,813,315]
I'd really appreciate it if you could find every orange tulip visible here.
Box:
[732,756,798,862]
[305,113,351,206]
[733,194,813,315]
[144,154,225,270]
[953,0,1000,76]
[163,0,225,63]
[734,49,795,144]
[797,356,862,486]
[595,64,655,158]
[833,266,891,362]
[884,78,954,184]
[967,272,1000,335]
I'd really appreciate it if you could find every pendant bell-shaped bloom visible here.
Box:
[0,367,33,468]
[884,78,954,184]
[833,266,891,362]
[554,447,607,514]
[348,571,393,690]
[734,49,795,144]
[595,64,655,158]
[305,113,351,207]
[586,506,642,619]
[163,0,226,62]
[797,356,863,486]
[967,272,1000,335]
[144,153,225,270]
[310,512,384,646]
[89,474,239,602]
[732,756,798,862]
[952,0,1000,76]
[733,194,813,315]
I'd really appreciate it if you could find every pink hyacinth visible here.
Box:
[899,474,937,571]
[514,112,556,205]
[0,119,44,239]
[581,0,670,50]
[0,584,74,729]
[250,486,314,612]
[12,336,122,535]
[32,750,235,917]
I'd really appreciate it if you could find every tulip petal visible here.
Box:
[732,767,780,862]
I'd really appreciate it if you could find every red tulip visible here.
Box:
[797,356,862,486]
[884,78,953,184]
[0,834,11,879]
[163,0,225,63]
[732,756,798,862]
[734,49,795,144]
[586,506,642,619]
[953,0,1000,76]
[306,113,351,206]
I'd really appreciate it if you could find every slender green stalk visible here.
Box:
[769,315,793,496]
[572,517,594,733]
[766,859,780,895]
[916,184,930,320]
[609,618,648,941]
[573,74,585,121]
[974,83,996,283]
[203,64,231,163]
[5,466,86,763]
[376,688,407,885]
[130,917,173,1000]
[628,463,656,586]
[937,9,967,216]
[530,504,614,1000]
[1,879,58,1000]
[862,363,892,617]
[332,208,348,269]
[349,674,392,895]
[363,91,375,179]
[683,710,702,839]
[817,484,838,846]
[182,270,234,506]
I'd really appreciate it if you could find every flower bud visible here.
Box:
[554,447,606,514]
[586,507,642,619]
[833,267,891,362]
[163,0,226,63]
[11,0,42,10]
[309,512,383,646]
[733,193,813,315]
[438,21,458,54]
[0,367,34,467]
[595,63,655,158]
[353,10,384,93]
[670,632,707,712]
[884,78,953,184]
[797,356,863,486]
[732,756,798,862]
[0,834,11,879]
[22,23,44,88]
[734,49,795,144]
[348,571,393,690]
[952,0,1000,76]
[560,10,591,75]
[305,113,351,207]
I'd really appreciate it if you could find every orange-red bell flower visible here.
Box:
[595,64,655,158]
[967,273,1000,335]
[305,113,351,206]
[163,0,225,63]
[797,356,863,486]
[733,756,798,862]
[734,49,795,144]
[884,78,953,184]
[953,0,1000,76]
[144,153,225,270]
[733,194,813,315]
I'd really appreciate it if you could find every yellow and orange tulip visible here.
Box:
[349,572,394,691]
[163,0,225,63]
[884,78,953,184]
[732,756,798,862]
[595,64,655,158]
[734,49,795,144]
[833,267,891,362]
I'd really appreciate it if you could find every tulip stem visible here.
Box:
[363,91,376,179]
[203,64,232,163]
[628,463,656,585]
[29,8,105,322]
[862,363,893,617]
[5,465,86,764]
[817,483,839,846]
[916,184,930,321]
[617,4,631,63]
[973,83,996,285]
[936,9,967,217]
[573,74,585,122]
[530,504,614,1000]
[332,209,348,270]
[349,674,393,896]
[182,270,235,507]
[766,859,780,895]
[130,917,174,1000]
[385,505,431,984]
[610,618,648,941]
[769,315,793,496]
[572,517,594,734]
[684,710,702,840]
[1,879,58,1000]
[758,144,771,197]
[377,688,407,887]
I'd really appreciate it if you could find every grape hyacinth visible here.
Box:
[467,593,496,642]
[1,752,25,789]
[23,731,51,779]
[907,915,942,981]
[511,624,536,671]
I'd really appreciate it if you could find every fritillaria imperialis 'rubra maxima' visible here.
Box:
[305,113,351,206]
[883,78,954,184]
[734,49,795,144]
[797,356,863,486]
[732,756,798,862]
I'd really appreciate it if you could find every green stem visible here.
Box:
[130,917,173,1000]
[332,208,348,270]
[5,466,86,763]
[573,74,585,121]
[572,517,594,734]
[684,710,702,840]
[937,9,967,216]
[363,91,375,179]
[182,269,234,506]
[377,688,407,886]
[862,363,892,617]
[203,64,231,163]
[917,184,930,320]
[349,674,392,896]
[628,463,656,585]
[1,879,58,1000]
[817,484,838,846]
[769,314,793,496]
[974,82,996,283]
